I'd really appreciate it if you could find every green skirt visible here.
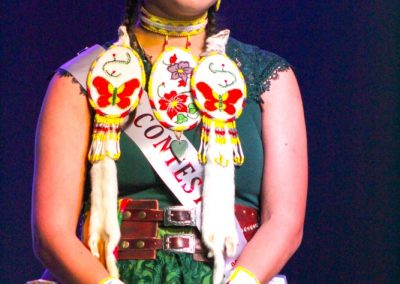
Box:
[117,250,213,284]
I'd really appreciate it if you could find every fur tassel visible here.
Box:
[201,29,230,56]
[89,157,121,278]
[202,123,238,284]
[198,28,240,284]
[85,24,147,280]
[116,25,131,47]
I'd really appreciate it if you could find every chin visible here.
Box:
[145,0,216,19]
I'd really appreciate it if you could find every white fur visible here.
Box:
[89,161,103,258]
[102,157,121,278]
[201,29,230,56]
[201,29,238,284]
[87,27,133,279]
[116,25,131,47]
[89,157,121,278]
[202,124,238,284]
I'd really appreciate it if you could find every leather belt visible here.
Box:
[117,199,259,261]
[122,205,196,227]
[120,234,200,254]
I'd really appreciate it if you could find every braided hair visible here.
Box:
[122,0,219,46]
[205,6,219,36]
[122,0,141,47]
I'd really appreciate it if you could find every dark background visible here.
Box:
[1,1,399,283]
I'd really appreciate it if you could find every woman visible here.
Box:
[31,0,307,283]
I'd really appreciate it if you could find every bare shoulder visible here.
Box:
[39,71,92,136]
[260,67,306,151]
[55,69,88,95]
[260,68,302,111]
[44,70,89,109]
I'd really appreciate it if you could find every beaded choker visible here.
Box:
[139,7,208,37]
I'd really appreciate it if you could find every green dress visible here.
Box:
[113,37,291,283]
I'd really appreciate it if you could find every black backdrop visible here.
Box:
[1,1,399,283]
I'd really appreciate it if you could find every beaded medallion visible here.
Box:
[87,45,146,162]
[191,52,247,165]
[148,47,200,131]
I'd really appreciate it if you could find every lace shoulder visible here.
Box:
[226,38,291,103]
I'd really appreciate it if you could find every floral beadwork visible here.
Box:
[148,47,200,131]
[167,59,193,85]
[159,91,189,121]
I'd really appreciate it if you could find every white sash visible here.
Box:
[123,93,204,226]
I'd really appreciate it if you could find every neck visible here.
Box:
[133,6,208,62]
[143,2,209,21]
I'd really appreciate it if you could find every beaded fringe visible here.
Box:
[198,116,244,166]
[88,114,123,163]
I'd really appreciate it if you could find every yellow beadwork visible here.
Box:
[88,114,124,163]
[92,131,120,142]
[98,276,119,284]
[228,266,260,284]
[215,0,221,11]
[139,7,208,37]
[94,115,123,125]
[214,154,229,167]
[198,153,207,164]
[198,115,244,167]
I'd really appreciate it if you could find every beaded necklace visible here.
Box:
[85,7,247,281]
[137,7,246,163]
[138,7,206,160]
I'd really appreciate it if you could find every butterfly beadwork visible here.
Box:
[92,77,140,109]
[195,82,243,116]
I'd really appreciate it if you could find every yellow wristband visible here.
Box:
[227,266,260,284]
[98,276,124,284]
